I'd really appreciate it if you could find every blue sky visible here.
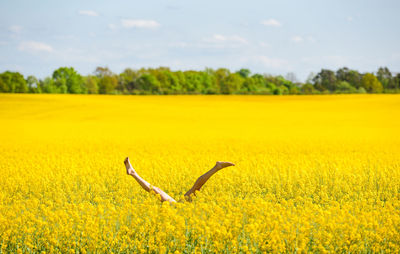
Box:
[1,0,399,81]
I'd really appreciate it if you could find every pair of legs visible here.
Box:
[124,157,235,203]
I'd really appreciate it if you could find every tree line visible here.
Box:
[0,66,399,95]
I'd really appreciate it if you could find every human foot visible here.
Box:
[215,161,235,170]
[124,157,136,175]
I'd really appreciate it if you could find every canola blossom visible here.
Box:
[0,94,399,253]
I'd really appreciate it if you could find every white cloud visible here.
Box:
[108,24,117,30]
[301,55,349,68]
[258,42,270,48]
[292,36,304,43]
[254,55,288,68]
[53,35,78,41]
[121,19,160,29]
[292,36,316,43]
[204,34,248,44]
[78,10,99,17]
[54,47,101,63]
[169,42,189,48]
[166,35,248,49]
[391,53,400,59]
[307,36,316,43]
[18,41,54,53]
[261,19,282,27]
[9,25,23,33]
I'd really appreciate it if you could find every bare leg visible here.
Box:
[184,161,235,201]
[124,157,176,203]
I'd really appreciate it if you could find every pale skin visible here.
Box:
[124,157,235,203]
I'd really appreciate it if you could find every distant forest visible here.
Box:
[0,66,399,95]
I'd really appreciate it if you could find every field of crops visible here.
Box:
[0,94,399,253]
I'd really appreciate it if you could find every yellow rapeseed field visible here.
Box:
[0,94,399,253]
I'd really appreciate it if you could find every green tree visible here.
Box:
[119,68,140,94]
[393,73,400,91]
[313,69,337,92]
[214,68,230,93]
[136,74,161,94]
[273,85,289,95]
[54,78,68,93]
[85,76,99,94]
[242,74,266,94]
[201,68,217,94]
[265,81,277,93]
[347,70,362,88]
[361,73,383,93]
[336,67,350,81]
[26,75,40,93]
[201,71,217,94]
[336,67,362,88]
[357,87,367,94]
[52,67,85,94]
[0,78,6,92]
[94,67,118,94]
[165,71,181,94]
[183,71,205,94]
[40,77,57,93]
[336,81,356,93]
[94,66,113,78]
[276,76,296,93]
[236,68,251,78]
[288,86,300,94]
[376,67,393,89]
[153,68,177,94]
[220,73,244,94]
[0,71,28,93]
[301,83,315,94]
[173,71,187,94]
[98,76,118,94]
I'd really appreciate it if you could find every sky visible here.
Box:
[1,0,399,81]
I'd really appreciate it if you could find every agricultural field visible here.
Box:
[0,94,399,253]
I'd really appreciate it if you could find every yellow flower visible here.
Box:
[0,94,399,253]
